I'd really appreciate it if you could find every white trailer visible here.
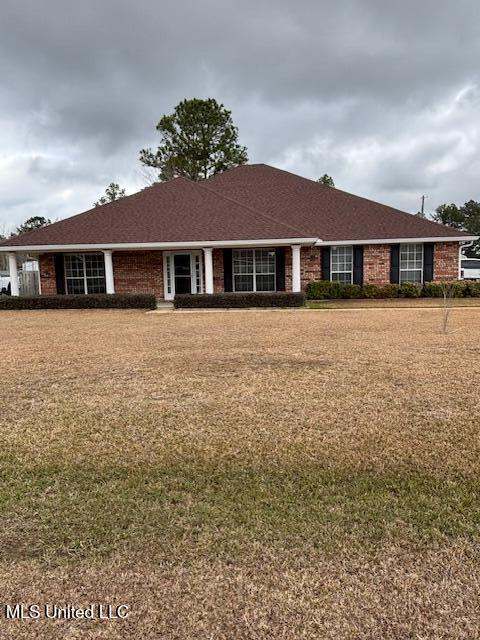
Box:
[460,258,480,280]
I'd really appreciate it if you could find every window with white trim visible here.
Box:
[399,244,423,283]
[331,246,353,283]
[64,253,106,294]
[232,249,276,292]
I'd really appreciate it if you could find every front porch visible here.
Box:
[6,244,308,300]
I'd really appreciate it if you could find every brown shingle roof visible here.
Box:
[207,164,467,241]
[1,175,310,247]
[0,164,470,248]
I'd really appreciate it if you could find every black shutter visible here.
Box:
[223,249,233,292]
[423,243,434,282]
[275,247,285,291]
[353,245,364,285]
[321,247,331,280]
[390,245,400,284]
[54,253,65,294]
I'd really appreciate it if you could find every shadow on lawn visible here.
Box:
[1,461,479,565]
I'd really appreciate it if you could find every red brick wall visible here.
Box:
[113,251,164,299]
[38,247,321,296]
[212,249,224,293]
[363,244,391,284]
[300,247,321,291]
[39,254,57,294]
[38,252,164,298]
[272,246,321,291]
[37,243,461,300]
[284,248,292,291]
[209,243,459,290]
[433,242,460,280]
[362,243,460,283]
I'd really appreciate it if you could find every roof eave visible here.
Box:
[316,236,478,246]
[0,237,319,253]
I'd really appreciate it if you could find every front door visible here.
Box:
[173,254,192,294]
[164,252,203,300]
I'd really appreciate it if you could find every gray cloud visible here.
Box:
[1,0,480,231]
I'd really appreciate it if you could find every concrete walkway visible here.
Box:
[147,299,480,314]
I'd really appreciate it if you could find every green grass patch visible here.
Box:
[1,462,480,564]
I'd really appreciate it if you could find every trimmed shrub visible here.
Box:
[339,284,363,299]
[362,283,400,299]
[467,281,480,297]
[305,281,362,300]
[174,292,305,308]
[0,293,157,310]
[421,282,443,298]
[398,282,423,298]
[422,280,468,298]
[450,280,469,297]
[306,279,474,300]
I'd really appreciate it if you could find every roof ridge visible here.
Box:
[197,177,313,239]
[205,163,268,180]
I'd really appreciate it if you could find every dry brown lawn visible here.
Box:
[1,307,480,639]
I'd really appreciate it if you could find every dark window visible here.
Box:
[173,254,192,294]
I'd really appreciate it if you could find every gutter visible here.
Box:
[2,235,477,253]
[315,236,479,246]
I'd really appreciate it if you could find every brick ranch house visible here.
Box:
[0,164,476,300]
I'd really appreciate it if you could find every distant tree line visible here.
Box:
[433,200,480,256]
[0,216,52,271]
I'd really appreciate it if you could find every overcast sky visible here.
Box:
[1,0,479,232]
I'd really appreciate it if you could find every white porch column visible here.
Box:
[8,253,19,296]
[203,247,214,294]
[291,245,301,292]
[103,250,115,294]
